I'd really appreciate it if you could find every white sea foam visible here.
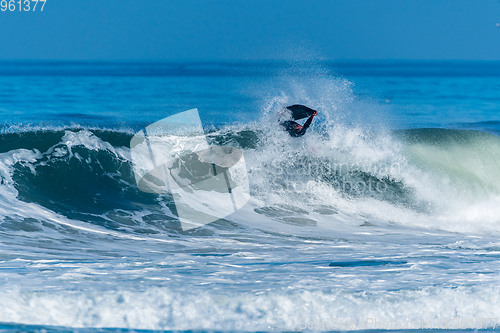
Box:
[1,286,500,330]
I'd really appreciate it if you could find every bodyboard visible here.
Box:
[286,105,316,120]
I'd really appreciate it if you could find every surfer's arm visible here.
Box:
[297,114,315,136]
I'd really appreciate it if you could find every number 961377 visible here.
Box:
[1,0,46,11]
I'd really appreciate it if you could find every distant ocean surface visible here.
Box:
[1,61,500,332]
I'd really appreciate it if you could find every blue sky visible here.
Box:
[1,0,500,61]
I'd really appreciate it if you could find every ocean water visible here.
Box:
[1,61,500,332]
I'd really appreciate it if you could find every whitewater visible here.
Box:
[1,61,500,332]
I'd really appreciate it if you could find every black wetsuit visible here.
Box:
[281,115,314,137]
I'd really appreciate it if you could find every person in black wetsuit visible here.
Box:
[280,105,318,137]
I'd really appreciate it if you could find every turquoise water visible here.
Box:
[1,61,500,332]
